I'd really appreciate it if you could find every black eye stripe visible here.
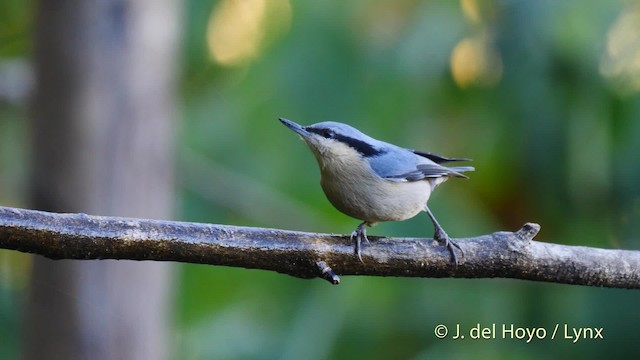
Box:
[307,127,333,138]
[334,134,383,157]
[306,127,384,157]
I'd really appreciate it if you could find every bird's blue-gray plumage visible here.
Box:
[279,117,473,265]
[305,121,474,184]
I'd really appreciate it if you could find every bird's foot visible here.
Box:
[434,229,463,266]
[350,222,369,262]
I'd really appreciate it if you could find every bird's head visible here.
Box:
[279,118,383,164]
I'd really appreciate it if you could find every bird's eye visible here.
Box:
[322,129,334,138]
[307,127,335,139]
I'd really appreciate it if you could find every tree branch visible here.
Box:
[1,206,638,288]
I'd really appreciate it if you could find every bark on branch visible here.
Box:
[1,206,639,288]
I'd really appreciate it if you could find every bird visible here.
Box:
[279,117,474,265]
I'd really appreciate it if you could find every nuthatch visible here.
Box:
[279,118,474,265]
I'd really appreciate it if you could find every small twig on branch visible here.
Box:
[0,206,639,288]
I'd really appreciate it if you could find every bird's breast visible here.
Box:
[318,153,432,222]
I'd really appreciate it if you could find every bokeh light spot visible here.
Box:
[450,34,502,88]
[600,4,640,94]
[207,0,291,66]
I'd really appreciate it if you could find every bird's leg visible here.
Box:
[426,207,463,266]
[350,222,369,262]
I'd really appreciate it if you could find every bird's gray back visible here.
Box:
[309,121,472,181]
[369,143,472,181]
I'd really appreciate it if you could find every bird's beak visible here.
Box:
[279,118,310,137]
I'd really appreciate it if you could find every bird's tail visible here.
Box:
[447,166,475,178]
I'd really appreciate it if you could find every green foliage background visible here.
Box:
[2,0,640,358]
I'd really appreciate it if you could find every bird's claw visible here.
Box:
[350,223,369,262]
[434,230,463,266]
[349,231,363,262]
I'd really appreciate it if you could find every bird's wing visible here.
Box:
[368,147,469,182]
[411,149,471,164]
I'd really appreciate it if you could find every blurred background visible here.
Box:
[2,0,640,358]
